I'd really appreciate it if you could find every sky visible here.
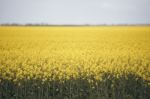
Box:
[0,0,150,25]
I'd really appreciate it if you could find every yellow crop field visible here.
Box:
[0,26,150,99]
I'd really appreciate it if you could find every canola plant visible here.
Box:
[0,26,150,99]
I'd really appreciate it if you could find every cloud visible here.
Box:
[0,0,150,24]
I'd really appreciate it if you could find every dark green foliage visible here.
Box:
[0,73,149,99]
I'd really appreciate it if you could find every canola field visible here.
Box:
[0,26,150,99]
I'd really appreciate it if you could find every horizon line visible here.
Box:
[1,23,150,26]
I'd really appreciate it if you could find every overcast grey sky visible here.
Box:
[0,0,150,24]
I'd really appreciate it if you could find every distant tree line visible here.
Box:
[0,23,150,26]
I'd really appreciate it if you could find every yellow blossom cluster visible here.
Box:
[0,26,149,99]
